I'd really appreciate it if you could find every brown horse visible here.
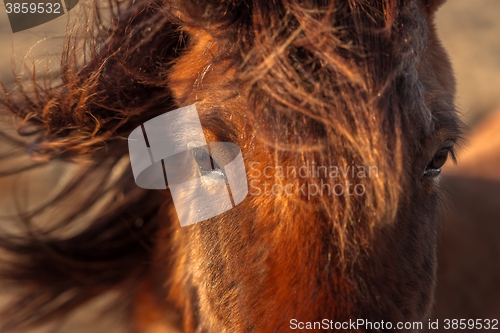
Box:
[0,0,462,332]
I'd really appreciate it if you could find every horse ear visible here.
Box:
[422,0,447,14]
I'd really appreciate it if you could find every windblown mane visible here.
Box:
[0,0,442,330]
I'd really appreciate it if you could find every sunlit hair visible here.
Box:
[0,0,445,330]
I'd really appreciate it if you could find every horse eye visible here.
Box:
[423,147,452,178]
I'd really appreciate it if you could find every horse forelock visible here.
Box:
[170,0,434,249]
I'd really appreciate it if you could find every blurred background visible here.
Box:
[0,0,499,332]
[437,0,500,126]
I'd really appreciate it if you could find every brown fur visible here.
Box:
[426,111,500,332]
[0,0,462,332]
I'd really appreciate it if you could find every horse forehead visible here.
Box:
[168,1,439,124]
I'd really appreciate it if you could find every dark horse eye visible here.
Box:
[423,147,453,178]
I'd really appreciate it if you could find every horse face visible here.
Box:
[152,0,462,331]
[0,0,461,331]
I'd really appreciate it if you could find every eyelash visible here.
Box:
[423,145,456,179]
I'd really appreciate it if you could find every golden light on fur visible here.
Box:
[0,0,463,332]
